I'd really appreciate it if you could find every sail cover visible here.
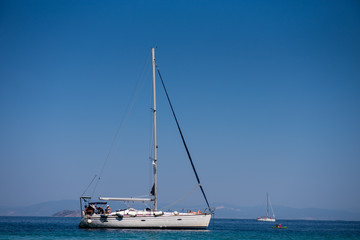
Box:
[150,184,155,196]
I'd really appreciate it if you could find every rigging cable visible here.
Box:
[155,64,211,211]
[161,184,200,211]
[81,174,97,197]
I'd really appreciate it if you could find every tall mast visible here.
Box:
[152,48,158,210]
[266,192,269,217]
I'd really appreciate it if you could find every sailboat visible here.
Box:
[257,192,276,222]
[79,48,212,229]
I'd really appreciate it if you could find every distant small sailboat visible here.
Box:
[257,192,276,222]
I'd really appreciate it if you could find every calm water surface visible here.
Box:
[0,217,359,239]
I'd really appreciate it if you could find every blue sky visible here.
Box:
[1,0,359,212]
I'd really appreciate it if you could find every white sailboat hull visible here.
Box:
[79,213,212,229]
[257,217,276,222]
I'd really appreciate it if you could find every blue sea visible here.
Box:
[0,217,359,239]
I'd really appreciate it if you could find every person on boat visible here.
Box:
[96,206,104,214]
[85,205,95,215]
[105,205,111,214]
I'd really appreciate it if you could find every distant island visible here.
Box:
[1,200,359,221]
[52,210,81,217]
